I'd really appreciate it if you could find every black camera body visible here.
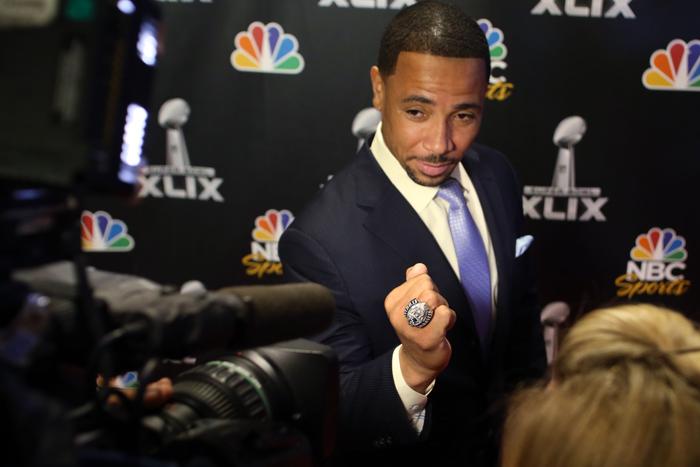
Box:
[0,2,339,465]
[2,260,338,467]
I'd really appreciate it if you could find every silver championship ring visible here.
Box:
[404,298,434,328]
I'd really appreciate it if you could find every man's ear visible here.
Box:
[370,66,384,112]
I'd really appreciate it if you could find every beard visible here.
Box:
[411,153,454,164]
[402,153,460,187]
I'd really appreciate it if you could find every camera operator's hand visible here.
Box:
[384,263,457,394]
[97,375,173,408]
[142,377,173,407]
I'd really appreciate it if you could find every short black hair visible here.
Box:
[377,0,490,79]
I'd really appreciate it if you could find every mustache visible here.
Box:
[408,154,459,164]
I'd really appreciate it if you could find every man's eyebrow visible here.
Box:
[400,95,481,111]
[453,102,482,111]
[401,95,435,105]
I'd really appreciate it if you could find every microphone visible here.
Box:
[540,301,570,364]
[11,262,335,367]
[216,283,334,350]
[108,283,335,361]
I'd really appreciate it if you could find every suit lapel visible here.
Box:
[353,145,481,354]
[354,145,452,276]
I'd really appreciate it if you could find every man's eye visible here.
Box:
[456,112,475,121]
[406,109,424,118]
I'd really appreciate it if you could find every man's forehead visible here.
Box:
[394,51,485,67]
[384,52,487,95]
[387,52,487,79]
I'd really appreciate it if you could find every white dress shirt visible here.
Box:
[370,122,499,433]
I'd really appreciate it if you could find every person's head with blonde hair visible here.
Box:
[502,303,700,467]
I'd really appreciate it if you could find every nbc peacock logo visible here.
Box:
[616,227,691,299]
[642,39,700,92]
[478,19,513,101]
[242,209,295,278]
[81,211,135,252]
[231,22,305,74]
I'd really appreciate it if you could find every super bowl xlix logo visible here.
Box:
[242,210,295,278]
[531,0,635,18]
[523,116,608,222]
[615,227,691,299]
[139,98,224,202]
[318,0,415,8]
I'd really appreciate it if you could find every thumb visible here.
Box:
[406,262,428,281]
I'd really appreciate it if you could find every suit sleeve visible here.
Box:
[279,225,420,451]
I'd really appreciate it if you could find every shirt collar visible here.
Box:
[370,121,473,213]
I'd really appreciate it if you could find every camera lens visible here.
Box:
[143,350,292,443]
[141,339,337,465]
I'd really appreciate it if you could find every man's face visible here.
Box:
[370,52,487,187]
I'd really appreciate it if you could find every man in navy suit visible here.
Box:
[279,2,545,465]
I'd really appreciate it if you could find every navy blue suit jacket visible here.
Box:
[279,141,545,466]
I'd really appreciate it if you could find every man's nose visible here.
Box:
[423,120,455,156]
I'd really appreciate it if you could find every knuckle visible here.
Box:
[417,290,435,305]
[433,306,453,326]
[417,275,434,288]
[384,296,393,313]
[435,304,452,316]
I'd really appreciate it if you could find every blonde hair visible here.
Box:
[502,304,700,467]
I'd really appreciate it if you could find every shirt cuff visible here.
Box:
[391,345,435,433]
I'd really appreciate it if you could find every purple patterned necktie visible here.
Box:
[437,178,492,351]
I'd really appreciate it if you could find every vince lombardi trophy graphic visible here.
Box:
[540,301,570,364]
[549,116,599,197]
[524,115,601,198]
[551,116,585,195]
[320,107,380,189]
[158,98,191,171]
[352,107,381,151]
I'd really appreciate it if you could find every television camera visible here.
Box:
[0,1,338,465]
